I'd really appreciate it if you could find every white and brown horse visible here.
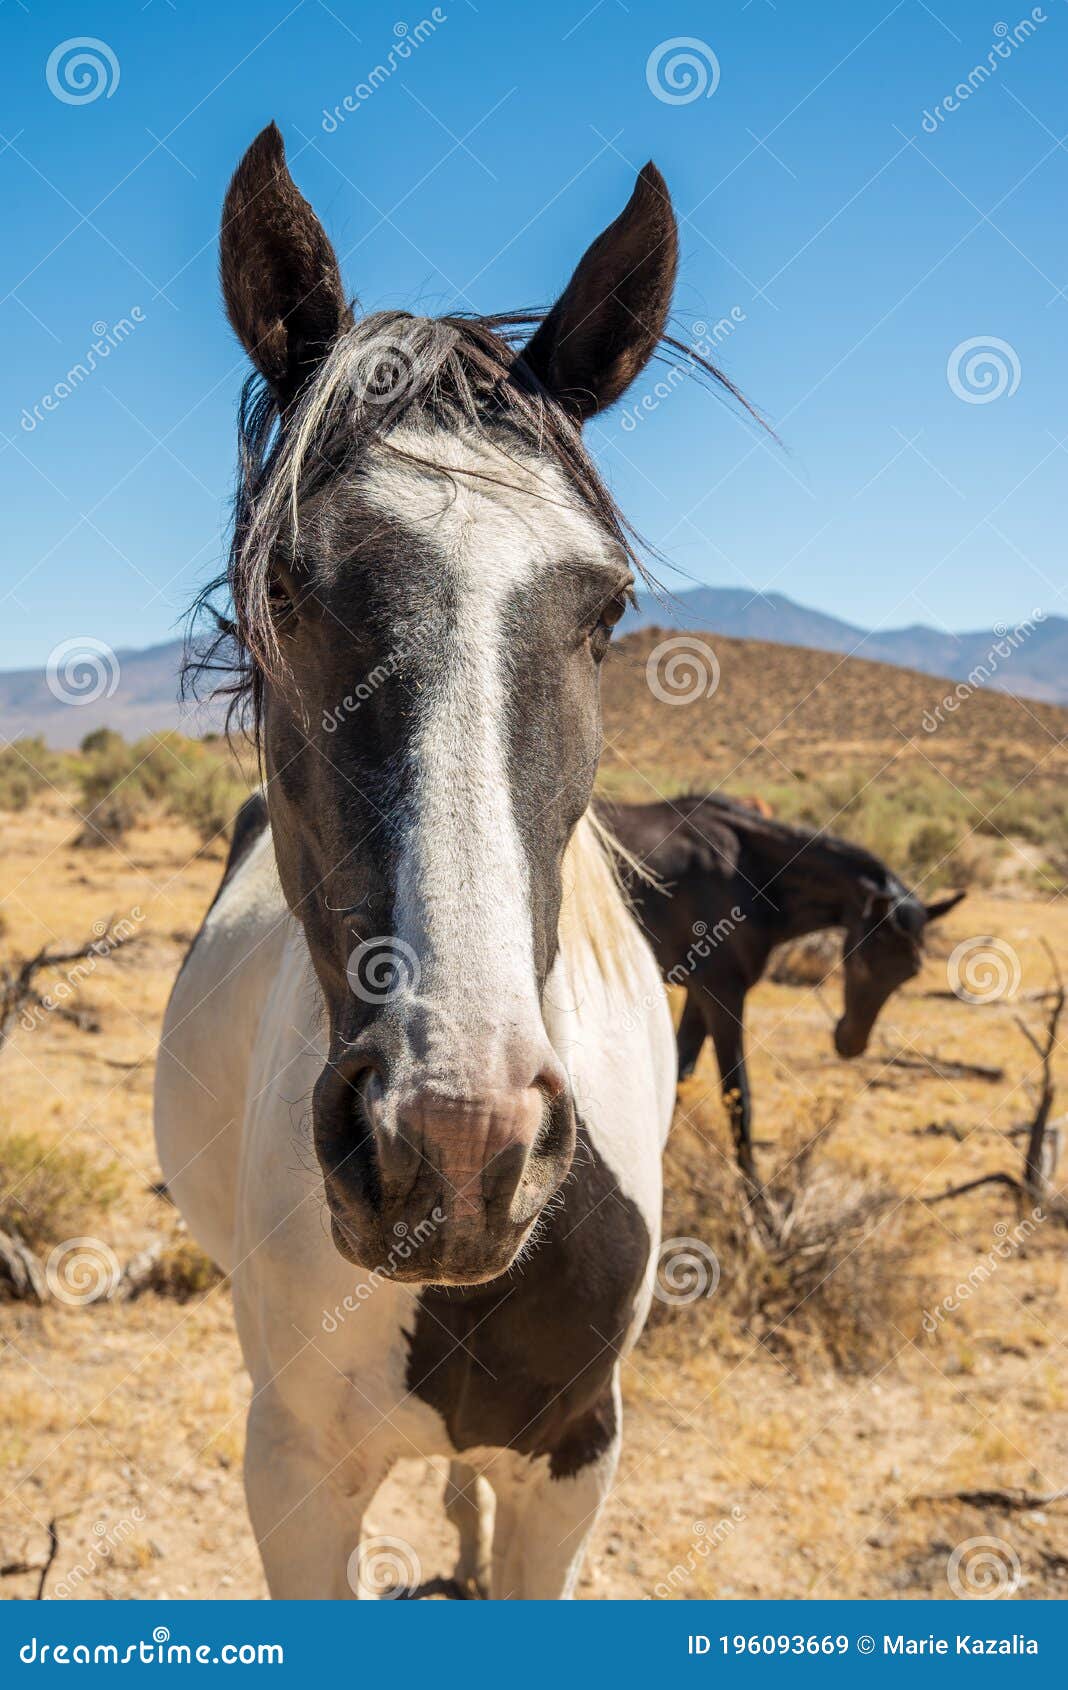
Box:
[155,124,731,1599]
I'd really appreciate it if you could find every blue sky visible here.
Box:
[0,0,1064,669]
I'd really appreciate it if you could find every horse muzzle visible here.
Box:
[313,1053,575,1285]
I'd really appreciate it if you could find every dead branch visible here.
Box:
[918,1486,1068,1513]
[0,1229,47,1302]
[926,944,1066,1218]
[0,919,137,1057]
[881,1050,1004,1083]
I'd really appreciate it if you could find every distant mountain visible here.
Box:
[626,589,1068,705]
[0,640,225,749]
[0,588,1064,749]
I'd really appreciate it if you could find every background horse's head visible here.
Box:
[213,124,688,1284]
[835,884,966,1058]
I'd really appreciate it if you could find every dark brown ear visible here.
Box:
[220,123,353,406]
[521,162,678,421]
[925,890,966,921]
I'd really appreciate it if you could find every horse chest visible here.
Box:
[403,1131,651,1476]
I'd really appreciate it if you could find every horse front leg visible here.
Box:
[243,1390,389,1599]
[702,984,756,1183]
[488,1417,621,1598]
[445,1460,494,1597]
[675,988,708,1081]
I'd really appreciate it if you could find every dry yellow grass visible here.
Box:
[1,727,1065,1599]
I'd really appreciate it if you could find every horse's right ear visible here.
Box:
[220,123,353,407]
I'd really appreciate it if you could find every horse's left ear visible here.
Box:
[220,122,354,408]
[924,890,966,922]
[521,163,678,420]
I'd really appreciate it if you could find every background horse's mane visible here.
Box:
[184,306,752,736]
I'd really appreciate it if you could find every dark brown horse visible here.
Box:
[601,795,964,1177]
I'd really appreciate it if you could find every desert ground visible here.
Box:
[1,634,1066,1601]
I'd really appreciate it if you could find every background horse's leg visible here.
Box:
[488,1425,621,1598]
[675,988,708,1081]
[243,1391,381,1599]
[445,1460,494,1597]
[701,982,756,1182]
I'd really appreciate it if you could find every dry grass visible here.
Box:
[0,1125,123,1253]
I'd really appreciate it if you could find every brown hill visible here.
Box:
[600,626,1068,802]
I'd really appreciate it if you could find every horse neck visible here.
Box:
[741,819,885,938]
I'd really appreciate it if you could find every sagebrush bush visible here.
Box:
[649,1108,931,1374]
[0,1126,123,1251]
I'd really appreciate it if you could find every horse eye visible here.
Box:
[588,589,631,659]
